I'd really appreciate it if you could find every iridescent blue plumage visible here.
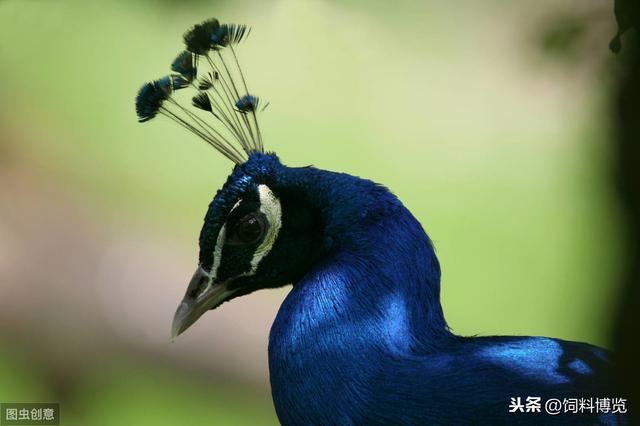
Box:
[135,18,266,163]
[156,75,172,91]
[211,24,250,48]
[171,50,197,81]
[135,78,171,122]
[235,95,259,113]
[171,75,190,90]
[183,18,220,54]
[136,19,628,425]
[222,154,626,425]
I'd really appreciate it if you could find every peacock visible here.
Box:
[135,18,628,425]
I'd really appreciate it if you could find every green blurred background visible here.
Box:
[0,0,622,424]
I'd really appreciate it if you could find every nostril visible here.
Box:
[187,274,211,299]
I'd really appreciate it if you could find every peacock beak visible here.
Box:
[171,266,233,339]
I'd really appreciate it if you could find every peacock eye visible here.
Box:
[227,212,267,246]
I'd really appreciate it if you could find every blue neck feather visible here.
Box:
[262,159,618,425]
[269,166,454,423]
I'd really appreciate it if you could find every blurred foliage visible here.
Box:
[0,349,277,426]
[535,2,614,66]
[0,350,51,403]
[539,15,586,60]
[75,361,276,426]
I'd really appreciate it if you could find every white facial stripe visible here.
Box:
[210,223,227,281]
[229,199,242,213]
[208,199,240,281]
[249,184,282,273]
[207,184,282,281]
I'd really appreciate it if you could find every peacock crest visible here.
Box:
[135,18,267,164]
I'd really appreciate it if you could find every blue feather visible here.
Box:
[135,77,171,123]
[211,24,249,48]
[171,50,197,81]
[171,75,190,90]
[183,18,220,54]
[235,95,259,113]
[205,153,627,425]
[137,16,629,423]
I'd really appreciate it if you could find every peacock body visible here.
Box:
[135,18,627,425]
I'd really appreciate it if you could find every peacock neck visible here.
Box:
[268,166,454,423]
[268,205,452,358]
[273,164,451,346]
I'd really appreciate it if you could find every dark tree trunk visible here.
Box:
[611,18,640,420]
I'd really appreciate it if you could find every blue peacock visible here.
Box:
[135,18,628,425]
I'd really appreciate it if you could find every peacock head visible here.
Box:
[135,19,326,337]
[174,153,325,337]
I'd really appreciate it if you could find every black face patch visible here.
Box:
[190,154,327,314]
[215,242,256,282]
[221,185,324,296]
[198,153,282,271]
[213,191,265,282]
